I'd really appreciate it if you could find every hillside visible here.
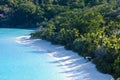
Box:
[0,0,120,79]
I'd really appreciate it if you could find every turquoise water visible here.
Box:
[0,28,69,80]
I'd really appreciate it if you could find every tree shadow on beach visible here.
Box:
[18,38,111,80]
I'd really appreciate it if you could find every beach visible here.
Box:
[16,36,112,80]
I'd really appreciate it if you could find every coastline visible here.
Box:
[16,36,112,80]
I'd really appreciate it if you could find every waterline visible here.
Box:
[16,35,112,80]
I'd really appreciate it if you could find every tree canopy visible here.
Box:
[0,0,120,79]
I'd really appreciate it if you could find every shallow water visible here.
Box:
[0,28,70,80]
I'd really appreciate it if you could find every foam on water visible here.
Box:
[15,36,31,44]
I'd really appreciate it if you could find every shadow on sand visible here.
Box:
[16,37,112,80]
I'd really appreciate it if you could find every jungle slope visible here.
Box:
[0,0,120,79]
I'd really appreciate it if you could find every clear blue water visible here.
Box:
[0,28,69,80]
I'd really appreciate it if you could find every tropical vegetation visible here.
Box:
[0,0,120,79]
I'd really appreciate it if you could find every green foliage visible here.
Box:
[66,0,85,8]
[11,1,36,26]
[0,0,20,7]
[29,1,120,79]
[10,1,45,27]
[114,54,120,77]
[117,78,120,80]
[1,0,120,79]
[43,4,69,20]
[77,11,104,33]
[56,28,79,45]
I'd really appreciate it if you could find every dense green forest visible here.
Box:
[0,0,120,79]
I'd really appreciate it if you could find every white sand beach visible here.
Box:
[16,36,112,80]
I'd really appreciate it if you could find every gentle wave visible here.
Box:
[15,36,32,45]
[15,36,47,52]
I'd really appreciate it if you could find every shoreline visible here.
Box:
[16,36,112,80]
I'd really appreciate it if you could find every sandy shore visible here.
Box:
[16,36,112,80]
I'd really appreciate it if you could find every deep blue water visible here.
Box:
[0,28,69,80]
